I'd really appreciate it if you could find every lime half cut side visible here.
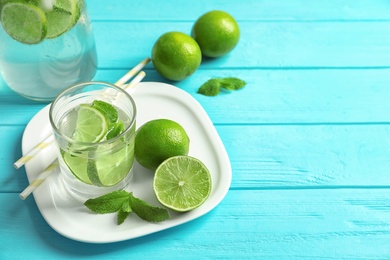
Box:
[153,156,212,212]
[1,2,48,44]
[44,0,83,39]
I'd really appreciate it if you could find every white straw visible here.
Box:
[124,71,146,92]
[13,134,55,169]
[115,57,150,86]
[19,159,59,200]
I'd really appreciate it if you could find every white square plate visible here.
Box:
[22,82,231,243]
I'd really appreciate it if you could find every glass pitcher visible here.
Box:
[0,0,98,101]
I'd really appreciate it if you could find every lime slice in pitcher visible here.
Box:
[43,0,83,39]
[1,2,48,44]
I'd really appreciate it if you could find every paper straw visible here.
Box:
[19,159,59,200]
[114,57,150,86]
[14,134,55,169]
[124,71,146,92]
[14,58,150,170]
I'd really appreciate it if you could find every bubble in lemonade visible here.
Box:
[0,0,97,101]
[57,100,136,197]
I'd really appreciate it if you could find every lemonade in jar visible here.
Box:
[0,0,97,101]
[49,82,136,198]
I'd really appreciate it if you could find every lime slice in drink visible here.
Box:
[62,150,93,185]
[153,156,212,212]
[72,105,108,143]
[62,104,109,184]
[87,142,134,187]
[43,0,82,39]
[1,2,48,44]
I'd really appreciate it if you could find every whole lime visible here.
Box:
[191,10,240,58]
[134,119,190,170]
[152,31,202,81]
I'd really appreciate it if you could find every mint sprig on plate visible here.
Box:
[84,190,170,225]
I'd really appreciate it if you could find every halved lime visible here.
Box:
[1,2,47,44]
[43,0,82,39]
[87,142,134,187]
[153,156,212,212]
[72,105,108,143]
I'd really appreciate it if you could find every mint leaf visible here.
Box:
[198,77,246,96]
[106,120,124,140]
[129,193,170,223]
[84,190,170,225]
[220,77,246,91]
[84,190,130,214]
[91,100,118,124]
[197,78,221,96]
[117,200,132,225]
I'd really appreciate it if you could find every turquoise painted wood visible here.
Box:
[1,0,390,259]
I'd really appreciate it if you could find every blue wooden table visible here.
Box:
[1,0,390,258]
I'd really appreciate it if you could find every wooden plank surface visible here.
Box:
[2,189,390,258]
[88,0,390,21]
[92,21,390,69]
[1,0,390,259]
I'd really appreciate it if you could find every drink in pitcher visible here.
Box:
[0,0,97,101]
[49,82,136,198]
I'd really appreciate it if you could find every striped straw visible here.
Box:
[13,58,151,170]
[124,71,146,91]
[114,57,150,86]
[13,134,55,169]
[19,70,147,200]
[19,159,59,200]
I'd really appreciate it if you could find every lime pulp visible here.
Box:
[153,156,212,212]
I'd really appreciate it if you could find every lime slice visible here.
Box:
[43,0,82,39]
[87,142,134,187]
[72,105,108,143]
[153,156,212,212]
[62,149,92,185]
[1,2,47,44]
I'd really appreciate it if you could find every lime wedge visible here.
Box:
[153,156,212,212]
[43,0,82,39]
[87,142,134,187]
[1,2,47,44]
[72,105,108,143]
